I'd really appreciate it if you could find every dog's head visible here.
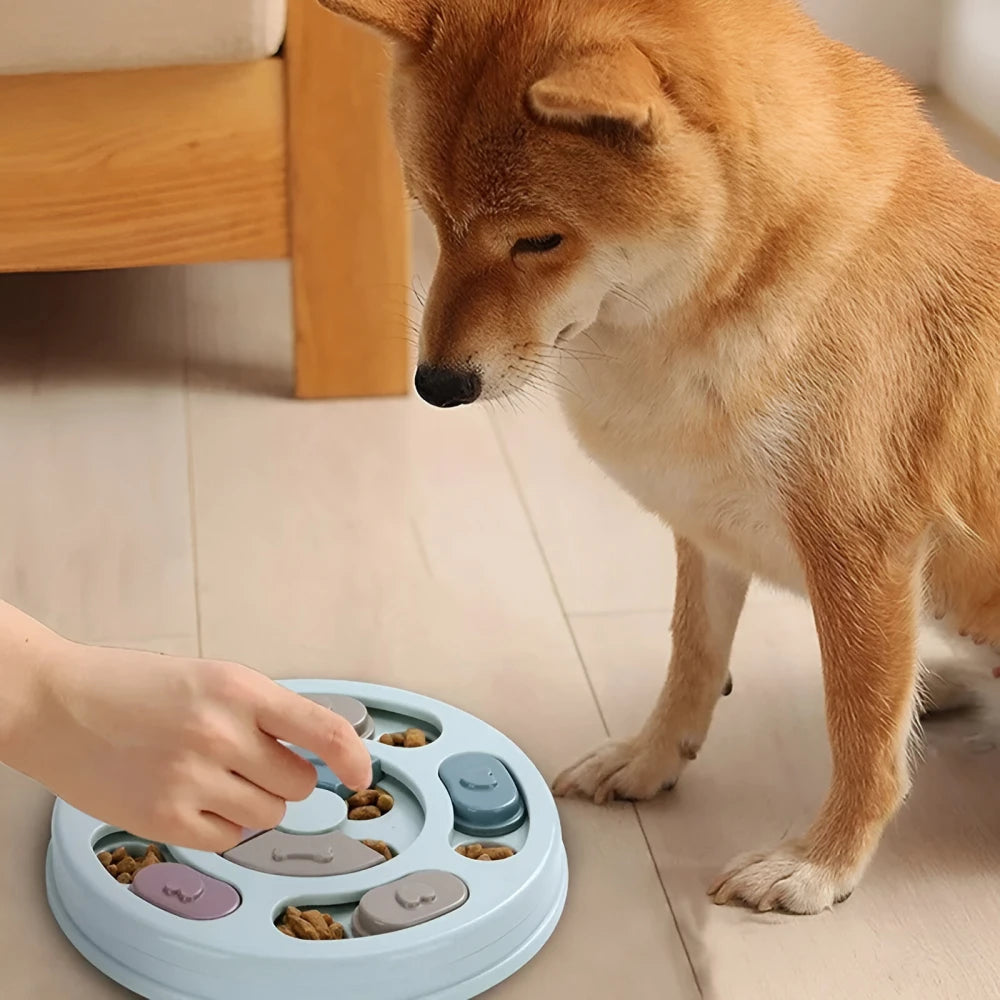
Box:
[321,0,737,406]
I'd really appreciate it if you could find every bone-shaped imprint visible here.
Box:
[132,863,241,919]
[459,767,499,792]
[271,847,336,864]
[160,868,206,904]
[396,882,438,910]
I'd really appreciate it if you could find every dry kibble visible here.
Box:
[347,789,380,809]
[456,843,516,861]
[345,787,394,820]
[361,840,393,861]
[97,842,164,882]
[482,847,515,860]
[381,729,430,748]
[286,912,320,940]
[300,909,332,938]
[116,856,138,876]
[277,906,344,941]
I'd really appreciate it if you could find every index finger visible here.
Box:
[255,685,373,792]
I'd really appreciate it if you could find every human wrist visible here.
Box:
[0,611,74,769]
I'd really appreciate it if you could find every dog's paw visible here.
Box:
[709,842,857,915]
[552,738,685,804]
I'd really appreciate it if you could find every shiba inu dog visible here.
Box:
[319,0,1000,913]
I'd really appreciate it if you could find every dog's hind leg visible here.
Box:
[553,537,749,803]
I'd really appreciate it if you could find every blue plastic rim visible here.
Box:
[46,680,569,1000]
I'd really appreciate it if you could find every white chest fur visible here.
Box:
[557,329,806,593]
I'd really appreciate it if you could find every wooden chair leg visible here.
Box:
[285,0,410,399]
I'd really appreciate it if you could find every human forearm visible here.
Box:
[0,600,66,768]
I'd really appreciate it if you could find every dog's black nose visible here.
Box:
[414,365,482,408]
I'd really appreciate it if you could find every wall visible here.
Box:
[799,0,942,85]
[939,0,1000,137]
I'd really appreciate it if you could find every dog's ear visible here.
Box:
[316,0,429,45]
[528,43,664,139]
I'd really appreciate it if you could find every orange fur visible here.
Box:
[321,0,1000,913]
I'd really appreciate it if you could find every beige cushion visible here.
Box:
[0,0,286,75]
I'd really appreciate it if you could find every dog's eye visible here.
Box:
[512,234,563,255]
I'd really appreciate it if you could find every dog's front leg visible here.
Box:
[553,537,749,803]
[711,530,920,914]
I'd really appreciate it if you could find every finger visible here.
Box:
[230,733,319,802]
[255,686,373,791]
[173,812,246,854]
[209,772,287,833]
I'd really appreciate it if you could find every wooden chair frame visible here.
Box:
[0,0,409,399]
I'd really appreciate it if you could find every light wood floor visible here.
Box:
[2,98,999,999]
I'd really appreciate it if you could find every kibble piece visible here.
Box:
[456,843,516,861]
[347,789,380,809]
[345,786,393,819]
[287,912,321,940]
[116,855,138,876]
[281,907,310,933]
[381,729,431,747]
[277,906,345,941]
[97,842,164,882]
[300,909,332,938]
[361,839,393,861]
[481,846,515,860]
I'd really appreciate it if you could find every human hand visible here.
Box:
[5,635,371,851]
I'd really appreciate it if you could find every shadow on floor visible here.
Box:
[0,265,293,397]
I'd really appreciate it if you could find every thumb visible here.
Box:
[255,686,373,792]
